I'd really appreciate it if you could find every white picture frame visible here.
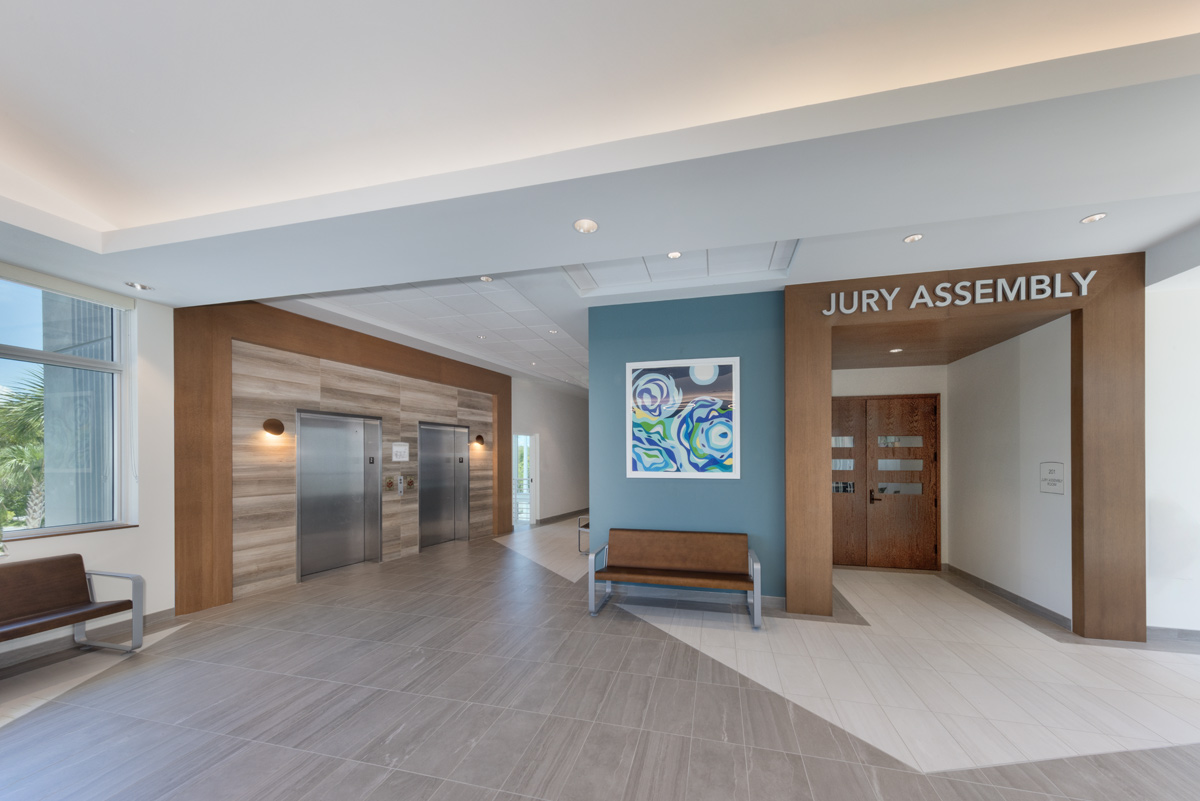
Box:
[626,357,740,479]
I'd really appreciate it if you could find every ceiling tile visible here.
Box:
[438,293,501,314]
[508,309,554,326]
[502,327,544,341]
[707,242,777,275]
[369,286,427,302]
[482,290,538,313]
[522,339,559,352]
[394,297,460,318]
[582,258,651,287]
[471,310,523,329]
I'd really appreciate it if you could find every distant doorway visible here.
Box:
[513,434,539,525]
[832,395,940,570]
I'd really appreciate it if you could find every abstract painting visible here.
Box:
[626,357,739,479]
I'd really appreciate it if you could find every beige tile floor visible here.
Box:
[2,522,1200,800]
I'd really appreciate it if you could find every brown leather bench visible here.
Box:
[0,554,145,653]
[589,529,762,628]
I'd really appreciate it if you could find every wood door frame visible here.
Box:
[786,254,1146,642]
[833,394,941,570]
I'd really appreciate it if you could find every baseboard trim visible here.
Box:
[942,564,1072,631]
[534,508,589,526]
[0,608,178,674]
[1147,625,1200,642]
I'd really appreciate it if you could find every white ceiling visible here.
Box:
[1,3,1200,391]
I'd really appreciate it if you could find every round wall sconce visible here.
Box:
[263,418,285,436]
[474,435,485,446]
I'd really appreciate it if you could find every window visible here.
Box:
[0,277,127,537]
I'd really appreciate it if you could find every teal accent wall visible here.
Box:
[588,291,786,596]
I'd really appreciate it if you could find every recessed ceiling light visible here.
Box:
[479,275,493,282]
[124,282,154,290]
[667,251,682,259]
[890,348,904,353]
[531,362,537,366]
[548,329,558,334]
[476,335,486,340]
[573,218,598,234]
[902,234,923,244]
[1080,213,1107,224]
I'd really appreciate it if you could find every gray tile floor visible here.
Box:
[2,539,1199,800]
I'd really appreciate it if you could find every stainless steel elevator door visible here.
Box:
[419,424,470,548]
[297,412,382,576]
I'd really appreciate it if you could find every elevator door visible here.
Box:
[832,395,940,570]
[297,412,382,577]
[418,424,469,548]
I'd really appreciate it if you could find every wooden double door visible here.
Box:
[833,395,940,570]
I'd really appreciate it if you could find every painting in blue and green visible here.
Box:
[626,357,739,479]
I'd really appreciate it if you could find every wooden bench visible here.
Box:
[0,554,145,654]
[589,529,762,628]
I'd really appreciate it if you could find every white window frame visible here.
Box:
[0,276,132,539]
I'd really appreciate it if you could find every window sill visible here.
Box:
[1,523,138,542]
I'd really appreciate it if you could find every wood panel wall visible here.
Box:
[176,302,512,614]
[231,341,495,599]
[785,254,1146,641]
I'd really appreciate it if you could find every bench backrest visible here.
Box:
[607,529,748,575]
[0,554,90,623]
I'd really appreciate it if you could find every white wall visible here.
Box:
[1146,284,1200,630]
[833,365,951,559]
[947,316,1072,619]
[1,298,175,656]
[512,378,588,520]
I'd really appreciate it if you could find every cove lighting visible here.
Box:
[125,282,154,290]
[902,234,923,244]
[1080,213,1107,224]
[573,218,598,234]
[890,348,904,353]
[667,251,682,259]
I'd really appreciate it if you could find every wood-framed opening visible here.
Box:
[785,253,1146,641]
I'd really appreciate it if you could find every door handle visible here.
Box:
[869,488,881,504]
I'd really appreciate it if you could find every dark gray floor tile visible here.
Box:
[361,770,444,801]
[802,755,880,801]
[183,672,348,738]
[697,653,742,686]
[468,657,538,706]
[741,688,801,754]
[643,677,697,736]
[621,730,691,801]
[449,709,547,790]
[596,672,655,728]
[301,690,429,760]
[509,628,571,662]
[351,693,466,768]
[686,738,749,801]
[552,668,618,721]
[442,621,521,654]
[619,639,667,675]
[428,654,512,701]
[976,763,1064,796]
[501,715,592,799]
[994,790,1071,801]
[558,723,642,801]
[507,661,579,714]
[693,683,745,744]
[546,631,596,666]
[363,646,468,693]
[925,776,1005,801]
[427,782,497,801]
[658,641,701,680]
[747,745,814,801]
[789,703,858,763]
[583,634,633,671]
[287,636,394,681]
[254,755,392,801]
[395,703,507,778]
[156,740,307,801]
[866,766,942,801]
[1031,756,1120,801]
[849,734,910,771]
